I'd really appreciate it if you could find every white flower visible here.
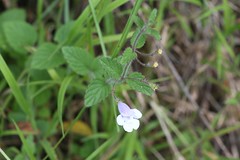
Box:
[116,101,142,132]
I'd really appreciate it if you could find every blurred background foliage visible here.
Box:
[0,0,240,159]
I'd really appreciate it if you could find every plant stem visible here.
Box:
[64,0,70,23]
[121,25,147,79]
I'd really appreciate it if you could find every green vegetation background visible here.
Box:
[0,0,240,159]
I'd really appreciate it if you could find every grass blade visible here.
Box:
[86,136,115,160]
[12,120,35,160]
[112,0,143,58]
[89,0,107,56]
[58,75,73,135]
[41,140,57,160]
[0,54,32,116]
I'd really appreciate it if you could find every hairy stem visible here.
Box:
[121,25,147,79]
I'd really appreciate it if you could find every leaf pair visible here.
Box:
[31,45,98,76]
[84,56,123,107]
[131,9,161,49]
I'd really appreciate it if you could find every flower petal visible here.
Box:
[123,123,133,132]
[118,102,132,116]
[116,115,124,126]
[131,109,142,119]
[130,119,140,130]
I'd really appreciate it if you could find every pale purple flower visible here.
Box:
[116,101,142,132]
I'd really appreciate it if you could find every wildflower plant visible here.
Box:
[82,9,161,132]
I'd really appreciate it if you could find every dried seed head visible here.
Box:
[157,49,162,55]
[150,83,158,91]
[153,62,158,68]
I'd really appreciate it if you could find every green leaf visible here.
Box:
[0,9,26,49]
[84,79,111,107]
[41,140,58,160]
[62,46,97,75]
[130,28,146,49]
[99,57,123,78]
[120,47,137,65]
[3,21,37,54]
[31,43,65,69]
[54,21,74,43]
[126,72,153,96]
[128,72,144,79]
[0,9,26,23]
[148,9,157,24]
[133,16,144,27]
[146,28,161,40]
[14,154,26,160]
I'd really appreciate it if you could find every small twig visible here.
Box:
[230,132,239,158]
[2,0,11,8]
[142,138,166,160]
[135,49,157,57]
[150,101,185,160]
[135,58,149,67]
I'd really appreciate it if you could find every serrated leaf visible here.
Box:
[148,9,157,25]
[54,21,74,43]
[62,46,97,75]
[128,72,145,79]
[31,43,65,69]
[127,72,153,96]
[146,28,161,40]
[99,57,123,78]
[120,47,137,65]
[130,28,146,49]
[3,21,37,54]
[84,79,111,107]
[133,16,144,27]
